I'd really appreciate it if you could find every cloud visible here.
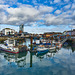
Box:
[32,0,38,5]
[44,14,63,25]
[0,0,4,4]
[0,12,7,23]
[44,9,75,26]
[64,0,69,2]
[0,0,18,5]
[0,0,75,27]
[0,4,54,25]
[64,4,71,9]
[3,5,40,24]
[55,10,61,14]
[54,0,61,3]
[72,3,75,9]
[0,4,9,12]
[39,5,53,13]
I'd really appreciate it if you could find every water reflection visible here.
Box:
[0,44,75,67]
[4,52,27,67]
[0,48,59,68]
[0,39,75,75]
[71,42,75,52]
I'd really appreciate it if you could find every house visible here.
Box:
[43,32,62,38]
[63,31,72,36]
[1,28,16,35]
[63,29,75,36]
[72,29,75,36]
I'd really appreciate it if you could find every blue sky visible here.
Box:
[0,0,75,34]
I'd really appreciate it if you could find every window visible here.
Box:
[9,40,14,44]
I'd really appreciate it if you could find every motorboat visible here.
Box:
[56,43,62,49]
[0,38,27,54]
[36,45,49,55]
[49,46,56,50]
[37,45,48,51]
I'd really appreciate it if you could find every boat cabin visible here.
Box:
[4,39,16,46]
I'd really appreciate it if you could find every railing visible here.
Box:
[61,36,71,44]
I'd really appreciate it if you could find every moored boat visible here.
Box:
[36,45,49,55]
[56,43,62,49]
[0,38,27,54]
[49,46,56,50]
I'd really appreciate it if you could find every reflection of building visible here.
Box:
[1,28,16,35]
[19,24,24,33]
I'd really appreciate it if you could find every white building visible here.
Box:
[1,28,16,35]
[72,29,75,36]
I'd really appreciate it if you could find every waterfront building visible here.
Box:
[1,28,16,35]
[43,32,62,38]
[63,29,75,37]
[72,29,75,36]
[63,31,72,36]
[16,32,29,37]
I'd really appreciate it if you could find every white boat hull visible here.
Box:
[49,47,56,50]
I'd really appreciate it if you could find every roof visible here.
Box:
[2,28,15,31]
[44,32,62,34]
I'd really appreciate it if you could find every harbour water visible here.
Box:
[0,39,75,75]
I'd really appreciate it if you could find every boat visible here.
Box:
[37,51,48,57]
[56,43,62,49]
[0,38,27,54]
[52,40,62,49]
[33,39,51,46]
[49,46,56,50]
[36,45,49,54]
[48,43,56,50]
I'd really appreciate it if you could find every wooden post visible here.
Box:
[30,36,33,51]
[51,37,53,47]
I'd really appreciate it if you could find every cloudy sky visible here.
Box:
[0,0,75,34]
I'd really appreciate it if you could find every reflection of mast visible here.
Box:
[30,52,32,67]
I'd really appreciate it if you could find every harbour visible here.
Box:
[0,38,75,75]
[0,0,75,74]
[0,27,75,75]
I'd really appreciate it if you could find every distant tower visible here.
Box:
[19,24,24,33]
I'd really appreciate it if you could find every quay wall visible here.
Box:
[0,36,25,42]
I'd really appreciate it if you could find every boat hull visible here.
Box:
[49,47,56,50]
[37,50,49,54]
[0,47,19,54]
